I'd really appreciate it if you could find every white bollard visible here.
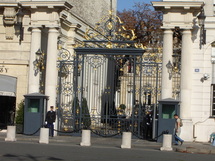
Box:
[80,129,91,146]
[121,132,132,149]
[5,126,16,142]
[39,128,49,144]
[160,134,173,151]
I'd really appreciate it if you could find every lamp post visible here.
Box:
[197,8,206,47]
[172,53,181,73]
[16,6,24,43]
[33,49,46,93]
[33,49,45,75]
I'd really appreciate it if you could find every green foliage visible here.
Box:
[119,104,126,110]
[72,97,80,129]
[72,97,91,129]
[72,97,80,114]
[15,100,24,125]
[82,98,91,129]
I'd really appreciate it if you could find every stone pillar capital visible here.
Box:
[47,27,59,37]
[163,29,173,34]
[46,26,59,32]
[181,29,192,34]
[48,27,59,31]
[30,27,41,33]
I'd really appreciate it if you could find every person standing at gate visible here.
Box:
[174,114,184,145]
[45,106,56,137]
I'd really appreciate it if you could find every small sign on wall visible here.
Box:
[195,69,200,72]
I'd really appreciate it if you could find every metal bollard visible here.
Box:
[80,129,91,146]
[39,128,49,144]
[121,132,132,149]
[5,126,16,142]
[160,134,173,151]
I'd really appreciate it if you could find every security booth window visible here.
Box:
[162,105,175,119]
[28,99,40,113]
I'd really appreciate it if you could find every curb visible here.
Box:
[176,146,215,155]
[1,133,215,155]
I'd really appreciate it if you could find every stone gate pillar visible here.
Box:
[161,29,173,99]
[28,27,41,93]
[45,27,59,136]
[45,27,59,108]
[180,29,193,141]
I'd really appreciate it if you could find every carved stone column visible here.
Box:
[180,29,193,142]
[180,29,192,120]
[161,29,173,99]
[28,27,41,93]
[45,27,59,108]
[45,27,59,137]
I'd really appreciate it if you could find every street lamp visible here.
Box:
[33,49,46,76]
[172,53,181,73]
[16,5,24,43]
[197,7,206,47]
[166,60,173,80]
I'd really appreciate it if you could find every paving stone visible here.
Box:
[186,147,210,154]
[175,147,187,153]
[210,149,215,154]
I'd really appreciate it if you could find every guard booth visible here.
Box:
[157,98,180,142]
[24,93,49,135]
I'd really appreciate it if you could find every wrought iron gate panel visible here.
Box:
[57,52,162,138]
[57,49,76,132]
[77,54,138,136]
[56,7,163,138]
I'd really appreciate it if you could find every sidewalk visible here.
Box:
[0,131,215,155]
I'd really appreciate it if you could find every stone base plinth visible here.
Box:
[160,134,173,151]
[121,132,132,149]
[80,130,91,146]
[39,128,49,144]
[5,126,16,142]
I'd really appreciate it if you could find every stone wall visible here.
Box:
[68,0,116,26]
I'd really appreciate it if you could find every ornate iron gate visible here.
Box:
[57,49,162,139]
[56,10,162,139]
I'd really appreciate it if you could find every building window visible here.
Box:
[211,84,215,117]
[28,99,40,113]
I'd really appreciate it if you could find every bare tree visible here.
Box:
[117,2,163,46]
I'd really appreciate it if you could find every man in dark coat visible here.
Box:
[45,106,56,137]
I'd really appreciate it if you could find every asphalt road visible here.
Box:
[0,141,215,161]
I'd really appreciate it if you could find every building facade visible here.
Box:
[0,0,116,129]
[153,0,215,142]
[1,0,215,142]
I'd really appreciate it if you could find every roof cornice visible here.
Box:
[21,1,73,10]
[0,1,73,10]
[152,1,204,10]
[0,2,17,7]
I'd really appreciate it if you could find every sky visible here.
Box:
[117,0,160,11]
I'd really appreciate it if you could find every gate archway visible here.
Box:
[57,11,162,139]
